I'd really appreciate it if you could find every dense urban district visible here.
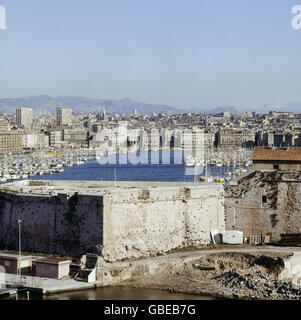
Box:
[0,108,301,154]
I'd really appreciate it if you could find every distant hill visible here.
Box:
[280,101,301,114]
[0,95,185,114]
[199,104,301,115]
[0,95,300,115]
[246,102,301,114]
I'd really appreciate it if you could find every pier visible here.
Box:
[4,273,95,296]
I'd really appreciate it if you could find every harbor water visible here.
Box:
[4,287,214,300]
[27,150,251,183]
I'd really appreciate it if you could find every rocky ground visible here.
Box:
[97,250,301,300]
[211,268,301,299]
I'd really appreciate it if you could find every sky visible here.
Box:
[0,0,301,111]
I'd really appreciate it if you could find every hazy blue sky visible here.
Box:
[0,0,301,110]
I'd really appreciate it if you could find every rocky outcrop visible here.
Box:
[95,249,301,300]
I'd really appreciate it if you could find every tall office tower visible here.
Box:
[16,107,33,130]
[96,105,107,121]
[56,108,73,126]
[103,106,106,119]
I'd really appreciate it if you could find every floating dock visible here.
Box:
[0,288,17,298]
[4,273,95,296]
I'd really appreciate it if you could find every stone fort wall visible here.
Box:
[225,171,301,241]
[0,181,225,261]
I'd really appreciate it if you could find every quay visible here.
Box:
[0,288,17,299]
[4,273,95,296]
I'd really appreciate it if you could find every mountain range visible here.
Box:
[0,95,300,115]
[0,96,183,114]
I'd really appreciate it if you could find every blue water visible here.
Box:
[29,151,243,182]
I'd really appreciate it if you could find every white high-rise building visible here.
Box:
[16,107,33,130]
[56,108,72,126]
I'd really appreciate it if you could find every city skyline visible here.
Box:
[0,1,301,111]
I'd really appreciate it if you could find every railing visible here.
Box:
[6,274,43,288]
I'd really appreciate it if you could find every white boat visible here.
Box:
[185,154,196,167]
[206,176,213,183]
[245,160,252,167]
[216,160,223,167]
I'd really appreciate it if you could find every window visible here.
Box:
[273,164,279,170]
[262,195,267,204]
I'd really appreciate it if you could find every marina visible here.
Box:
[0,148,253,184]
[0,149,97,183]
[22,148,253,184]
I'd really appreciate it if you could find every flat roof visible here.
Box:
[0,180,222,196]
[252,147,301,162]
[0,253,32,260]
[36,258,72,265]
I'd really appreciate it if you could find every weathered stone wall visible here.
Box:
[0,181,225,261]
[225,171,301,241]
[253,163,301,171]
[102,185,225,261]
[0,191,103,258]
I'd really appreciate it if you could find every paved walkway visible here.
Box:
[149,246,301,261]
